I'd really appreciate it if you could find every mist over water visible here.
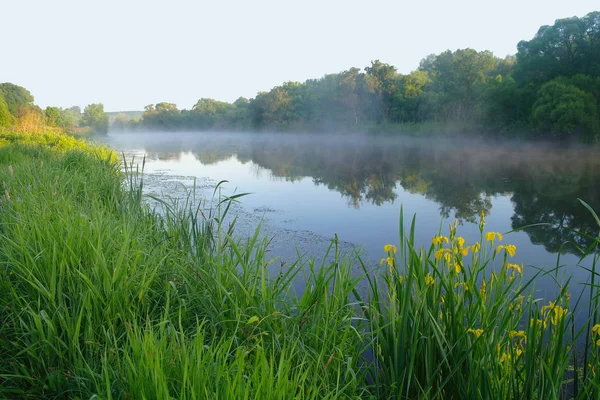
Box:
[102,130,600,305]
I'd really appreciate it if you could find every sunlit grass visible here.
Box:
[0,130,599,398]
[0,132,366,399]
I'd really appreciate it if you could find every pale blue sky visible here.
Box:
[1,0,597,111]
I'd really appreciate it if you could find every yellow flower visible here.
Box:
[530,318,547,330]
[454,282,469,291]
[471,242,481,253]
[515,348,523,358]
[592,324,600,335]
[541,301,556,315]
[496,244,516,257]
[485,232,503,242]
[384,244,397,254]
[434,249,445,260]
[509,330,527,342]
[541,301,568,325]
[425,275,435,286]
[461,247,469,257]
[380,257,393,267]
[432,236,449,246]
[453,262,461,273]
[467,328,483,337]
[507,263,523,276]
[444,253,452,263]
[456,236,465,248]
[550,306,568,326]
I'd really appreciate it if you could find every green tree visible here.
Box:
[45,106,65,127]
[81,103,109,134]
[419,49,497,121]
[190,98,231,128]
[60,106,82,130]
[0,83,34,116]
[338,68,365,125]
[364,60,400,122]
[0,97,14,127]
[515,12,600,84]
[390,71,431,122]
[531,79,599,139]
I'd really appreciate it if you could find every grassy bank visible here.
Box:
[0,131,599,399]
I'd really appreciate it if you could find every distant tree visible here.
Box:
[390,71,431,122]
[141,102,182,129]
[81,103,109,134]
[189,99,232,128]
[419,49,497,121]
[515,11,600,84]
[192,99,228,115]
[531,79,598,139]
[228,97,251,127]
[249,87,297,128]
[0,97,14,127]
[60,106,82,130]
[0,83,34,116]
[338,68,365,125]
[44,106,63,127]
[364,60,400,122]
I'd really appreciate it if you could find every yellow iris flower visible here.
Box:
[384,244,397,254]
[507,263,523,276]
[432,236,449,246]
[485,232,503,242]
[467,328,483,337]
[496,244,516,257]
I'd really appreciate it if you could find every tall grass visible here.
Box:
[0,131,599,398]
[359,211,589,399]
[0,135,366,398]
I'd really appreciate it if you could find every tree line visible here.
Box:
[0,82,108,135]
[115,11,600,140]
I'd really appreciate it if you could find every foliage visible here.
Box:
[515,12,600,84]
[81,103,109,134]
[0,133,365,398]
[0,97,14,127]
[362,213,579,398]
[531,79,599,138]
[0,82,34,116]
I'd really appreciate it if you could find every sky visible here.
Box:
[1,0,598,112]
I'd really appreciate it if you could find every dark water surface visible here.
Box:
[102,131,600,303]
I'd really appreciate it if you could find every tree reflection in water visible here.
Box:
[141,133,600,255]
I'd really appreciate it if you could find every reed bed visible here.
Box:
[0,131,598,399]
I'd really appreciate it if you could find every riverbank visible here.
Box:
[0,131,598,399]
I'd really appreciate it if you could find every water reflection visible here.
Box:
[109,132,600,255]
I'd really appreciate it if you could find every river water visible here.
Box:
[102,131,600,305]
